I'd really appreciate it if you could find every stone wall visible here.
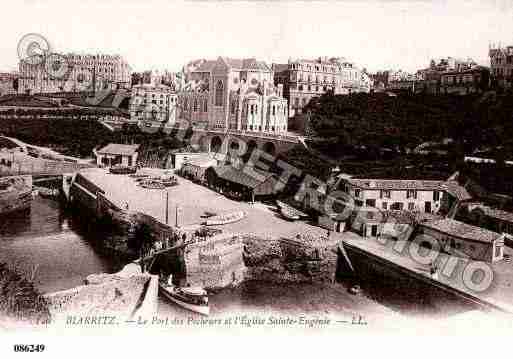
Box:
[183,233,246,289]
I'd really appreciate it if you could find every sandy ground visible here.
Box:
[81,168,328,240]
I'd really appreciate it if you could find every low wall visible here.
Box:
[44,263,158,324]
[341,242,499,315]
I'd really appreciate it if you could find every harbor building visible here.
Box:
[18,53,131,94]
[272,57,372,118]
[418,218,505,263]
[338,178,447,214]
[129,82,178,129]
[179,57,288,134]
[95,143,139,167]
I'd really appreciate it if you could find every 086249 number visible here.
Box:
[13,344,45,353]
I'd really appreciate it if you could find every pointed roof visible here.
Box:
[217,57,271,71]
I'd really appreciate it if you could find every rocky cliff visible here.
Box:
[242,235,338,284]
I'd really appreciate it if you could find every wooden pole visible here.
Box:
[165,191,169,224]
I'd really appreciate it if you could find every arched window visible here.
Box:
[193,99,198,112]
[203,99,208,112]
[215,80,224,106]
[272,105,276,116]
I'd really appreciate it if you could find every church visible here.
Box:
[179,57,288,134]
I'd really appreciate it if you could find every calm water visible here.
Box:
[0,196,473,319]
[0,196,123,293]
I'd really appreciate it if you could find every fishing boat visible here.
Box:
[276,200,308,221]
[0,176,32,215]
[204,210,245,226]
[139,179,165,189]
[159,277,209,316]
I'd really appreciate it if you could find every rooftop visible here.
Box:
[475,205,513,224]
[420,218,502,243]
[443,180,473,201]
[96,143,140,156]
[347,178,445,191]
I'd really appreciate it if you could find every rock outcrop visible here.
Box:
[242,236,338,284]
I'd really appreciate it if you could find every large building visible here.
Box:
[18,53,131,94]
[272,57,372,118]
[129,82,178,129]
[415,57,479,94]
[179,57,288,134]
[0,72,18,96]
[489,45,513,89]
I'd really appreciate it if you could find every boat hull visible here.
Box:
[159,285,210,316]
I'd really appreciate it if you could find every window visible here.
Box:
[355,200,363,207]
[406,190,417,199]
[215,80,224,106]
[495,244,502,258]
[272,106,276,116]
[250,104,255,115]
[354,189,361,198]
[391,202,404,210]
[193,99,198,112]
[433,190,440,201]
[380,190,391,199]
[366,199,376,207]
[382,202,388,210]
[408,203,415,211]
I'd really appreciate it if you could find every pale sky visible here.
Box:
[1,0,513,74]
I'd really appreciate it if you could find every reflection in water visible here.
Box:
[0,197,124,294]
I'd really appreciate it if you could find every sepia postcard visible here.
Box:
[1,0,513,357]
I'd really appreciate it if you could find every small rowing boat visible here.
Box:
[159,277,209,316]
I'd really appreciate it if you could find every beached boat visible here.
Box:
[204,210,245,226]
[139,179,165,189]
[34,186,59,198]
[0,176,32,215]
[159,279,209,316]
[276,200,308,221]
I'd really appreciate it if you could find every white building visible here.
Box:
[180,57,288,134]
[95,143,139,167]
[338,178,446,214]
[129,83,178,129]
[19,53,131,94]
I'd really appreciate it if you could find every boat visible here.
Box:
[204,210,245,226]
[139,179,165,189]
[280,208,300,221]
[34,186,59,198]
[159,278,209,316]
[276,200,309,221]
[0,176,32,215]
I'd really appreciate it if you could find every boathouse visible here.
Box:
[95,143,139,167]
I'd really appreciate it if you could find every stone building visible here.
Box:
[439,66,490,95]
[129,83,178,129]
[0,72,18,96]
[18,53,131,94]
[272,57,371,118]
[415,57,478,95]
[179,57,288,134]
[489,45,513,89]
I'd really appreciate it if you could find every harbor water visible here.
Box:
[0,196,474,320]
